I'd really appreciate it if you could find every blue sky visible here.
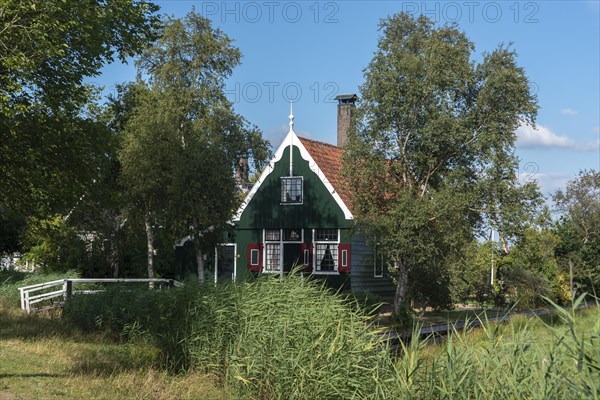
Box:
[95,0,600,198]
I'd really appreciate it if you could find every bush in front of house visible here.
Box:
[0,269,80,306]
[63,275,600,400]
[222,275,391,399]
[64,273,393,398]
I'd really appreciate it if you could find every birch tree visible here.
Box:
[119,12,269,281]
[554,170,600,293]
[343,13,541,319]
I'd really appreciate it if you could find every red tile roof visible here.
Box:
[298,137,352,211]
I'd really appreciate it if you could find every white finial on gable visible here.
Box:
[289,98,294,129]
[288,98,295,176]
[232,99,353,221]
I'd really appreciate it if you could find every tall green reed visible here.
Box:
[223,274,391,399]
[385,294,599,399]
[62,271,599,400]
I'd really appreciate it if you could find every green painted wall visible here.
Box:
[350,236,396,299]
[238,145,351,229]
[235,144,352,281]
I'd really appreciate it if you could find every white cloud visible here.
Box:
[296,129,312,139]
[516,124,599,152]
[265,124,312,148]
[560,108,577,116]
[531,173,571,196]
[518,170,573,197]
[265,124,289,148]
[516,124,575,148]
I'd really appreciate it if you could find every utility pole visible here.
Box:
[490,228,495,287]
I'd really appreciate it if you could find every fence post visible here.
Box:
[65,280,73,302]
[19,288,25,311]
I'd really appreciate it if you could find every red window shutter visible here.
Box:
[300,243,313,273]
[246,243,263,272]
[338,243,351,273]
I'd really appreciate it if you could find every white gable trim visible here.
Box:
[233,129,353,221]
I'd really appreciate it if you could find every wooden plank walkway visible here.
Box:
[381,303,593,346]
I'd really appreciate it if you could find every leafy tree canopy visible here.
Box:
[343,13,542,316]
[0,0,159,217]
[553,170,600,292]
[1,0,158,114]
[0,207,25,255]
[119,12,270,281]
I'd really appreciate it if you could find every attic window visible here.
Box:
[281,177,303,204]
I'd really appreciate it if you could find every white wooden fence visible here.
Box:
[18,278,183,313]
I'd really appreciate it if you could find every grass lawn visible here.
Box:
[416,306,502,325]
[1,278,597,400]
[0,302,228,400]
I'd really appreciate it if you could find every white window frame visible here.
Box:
[263,229,281,274]
[280,176,303,205]
[262,229,304,273]
[282,228,303,242]
[250,249,259,266]
[312,228,340,275]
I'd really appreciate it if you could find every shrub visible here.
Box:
[224,275,391,399]
[505,267,552,308]
[62,273,600,400]
[0,269,79,306]
[345,289,386,317]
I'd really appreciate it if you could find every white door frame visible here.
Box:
[214,243,237,283]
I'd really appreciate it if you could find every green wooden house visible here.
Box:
[206,95,395,297]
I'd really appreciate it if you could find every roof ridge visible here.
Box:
[298,136,341,149]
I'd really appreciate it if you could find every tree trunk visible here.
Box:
[393,258,409,318]
[569,257,574,299]
[111,237,120,278]
[144,214,155,281]
[196,247,205,284]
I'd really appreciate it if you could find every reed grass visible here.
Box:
[13,270,599,399]
[223,275,391,399]
[384,294,599,399]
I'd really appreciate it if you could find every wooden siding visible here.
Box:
[235,144,352,276]
[350,235,395,299]
[237,145,351,230]
[232,143,394,297]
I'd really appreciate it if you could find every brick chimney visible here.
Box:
[335,94,358,148]
[235,156,249,192]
